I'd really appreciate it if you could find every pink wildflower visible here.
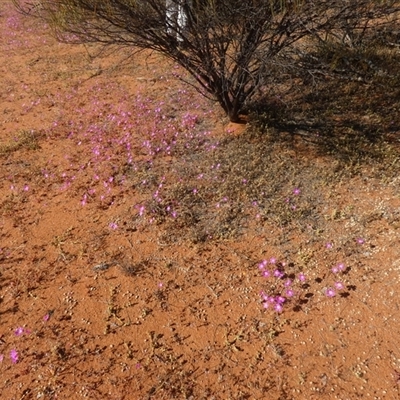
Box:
[14,327,27,336]
[284,279,292,287]
[262,270,271,278]
[334,282,345,290]
[273,270,284,279]
[108,222,118,230]
[325,288,336,297]
[276,296,286,304]
[14,327,24,336]
[260,291,268,301]
[274,303,283,313]
[10,349,18,364]
[298,273,306,282]
[286,289,295,297]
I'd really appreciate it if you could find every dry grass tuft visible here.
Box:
[0,129,41,156]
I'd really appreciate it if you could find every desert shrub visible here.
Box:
[14,0,400,122]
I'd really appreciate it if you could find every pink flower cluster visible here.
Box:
[0,326,32,365]
[0,349,18,364]
[259,258,307,313]
[14,326,30,336]
[258,255,351,313]
[324,263,347,297]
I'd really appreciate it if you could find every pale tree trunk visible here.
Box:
[166,0,191,42]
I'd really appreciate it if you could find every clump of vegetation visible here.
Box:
[0,129,40,156]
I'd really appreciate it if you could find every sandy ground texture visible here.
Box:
[1,1,400,399]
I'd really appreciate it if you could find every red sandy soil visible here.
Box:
[1,1,400,399]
